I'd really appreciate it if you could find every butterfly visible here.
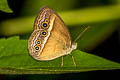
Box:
[28,6,88,67]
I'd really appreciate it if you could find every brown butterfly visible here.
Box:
[28,6,88,66]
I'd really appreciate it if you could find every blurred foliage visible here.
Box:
[20,0,78,16]
[0,0,120,75]
[0,0,13,13]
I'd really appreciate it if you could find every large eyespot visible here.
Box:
[41,22,48,29]
[34,45,40,51]
[41,30,48,37]
[36,40,41,44]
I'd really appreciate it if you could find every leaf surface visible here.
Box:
[0,37,120,74]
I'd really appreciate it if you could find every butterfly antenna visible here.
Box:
[74,26,90,42]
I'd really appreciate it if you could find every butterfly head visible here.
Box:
[71,42,77,50]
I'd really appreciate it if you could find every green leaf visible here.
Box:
[0,0,13,13]
[0,36,120,74]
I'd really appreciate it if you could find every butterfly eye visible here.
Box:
[41,30,48,37]
[42,22,48,29]
[36,40,41,44]
[34,45,40,51]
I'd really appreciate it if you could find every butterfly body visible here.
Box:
[28,7,77,61]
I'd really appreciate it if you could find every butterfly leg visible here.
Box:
[61,56,64,67]
[69,54,76,67]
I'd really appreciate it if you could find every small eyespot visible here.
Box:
[36,40,41,44]
[43,23,47,27]
[34,45,40,51]
[45,19,49,22]
[42,22,48,29]
[41,30,48,37]
[35,46,39,50]
[37,41,40,44]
